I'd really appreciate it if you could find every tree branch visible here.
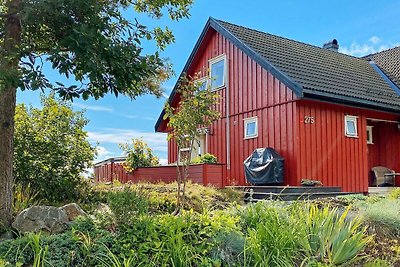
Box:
[0,12,17,19]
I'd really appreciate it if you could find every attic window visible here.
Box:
[345,115,358,138]
[209,55,226,90]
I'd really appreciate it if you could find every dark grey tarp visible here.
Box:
[244,148,284,185]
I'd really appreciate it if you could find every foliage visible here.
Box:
[359,199,400,236]
[119,138,159,172]
[389,188,400,200]
[13,94,96,202]
[12,183,39,215]
[293,203,372,266]
[106,187,149,222]
[0,0,193,98]
[164,74,220,212]
[191,153,217,164]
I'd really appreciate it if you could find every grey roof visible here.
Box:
[216,19,400,112]
[365,46,400,88]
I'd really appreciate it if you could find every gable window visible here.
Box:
[367,126,373,144]
[345,115,358,138]
[244,117,258,139]
[209,55,226,90]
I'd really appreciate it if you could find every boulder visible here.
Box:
[12,203,86,234]
[60,203,86,221]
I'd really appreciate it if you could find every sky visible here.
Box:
[17,0,400,165]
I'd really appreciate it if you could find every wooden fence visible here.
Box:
[94,160,225,188]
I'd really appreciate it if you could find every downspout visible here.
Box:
[225,56,230,185]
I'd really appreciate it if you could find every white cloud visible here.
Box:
[369,36,381,44]
[159,158,168,166]
[72,103,113,112]
[88,128,167,153]
[124,114,156,121]
[339,36,399,57]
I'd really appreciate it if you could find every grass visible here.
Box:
[2,182,399,266]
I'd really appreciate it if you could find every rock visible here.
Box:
[0,231,14,241]
[60,203,86,221]
[12,203,86,234]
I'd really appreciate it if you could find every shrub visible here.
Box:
[106,187,149,222]
[12,183,40,215]
[14,95,96,203]
[191,153,218,164]
[389,188,400,200]
[359,199,400,236]
[119,138,159,172]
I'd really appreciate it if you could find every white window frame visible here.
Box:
[367,126,373,144]
[209,54,227,91]
[244,117,258,139]
[194,77,208,92]
[345,115,358,138]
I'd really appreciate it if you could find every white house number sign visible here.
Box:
[304,116,315,124]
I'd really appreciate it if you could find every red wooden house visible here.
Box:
[155,18,400,193]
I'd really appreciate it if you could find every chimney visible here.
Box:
[323,39,339,52]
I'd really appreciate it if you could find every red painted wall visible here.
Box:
[167,29,298,187]
[297,100,400,192]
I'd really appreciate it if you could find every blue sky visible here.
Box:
[17,0,400,164]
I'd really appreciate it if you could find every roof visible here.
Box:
[364,46,400,88]
[155,18,400,132]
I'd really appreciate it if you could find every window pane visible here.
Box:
[346,120,356,135]
[246,122,256,136]
[198,80,207,91]
[211,59,225,88]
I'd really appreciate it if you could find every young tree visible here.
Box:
[119,138,160,172]
[164,75,220,213]
[0,0,192,227]
[14,94,96,202]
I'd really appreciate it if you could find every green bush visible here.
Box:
[191,153,217,164]
[389,188,400,200]
[106,187,149,222]
[119,138,159,172]
[359,199,400,236]
[14,95,96,203]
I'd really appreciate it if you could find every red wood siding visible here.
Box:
[168,30,298,186]
[94,163,225,188]
[297,100,400,192]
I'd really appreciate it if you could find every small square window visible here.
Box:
[209,55,226,90]
[367,126,373,144]
[345,115,358,137]
[244,117,258,139]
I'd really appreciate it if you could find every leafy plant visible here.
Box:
[13,95,96,203]
[119,138,159,172]
[26,233,48,267]
[106,187,149,222]
[294,204,372,266]
[359,199,400,236]
[164,74,220,213]
[12,183,40,215]
[191,153,218,164]
[389,188,400,200]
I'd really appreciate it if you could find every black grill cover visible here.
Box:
[244,148,284,185]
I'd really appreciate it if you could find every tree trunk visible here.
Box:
[0,0,22,228]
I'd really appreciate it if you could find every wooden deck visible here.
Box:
[368,186,399,195]
[228,186,352,201]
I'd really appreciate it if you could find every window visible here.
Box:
[244,117,258,139]
[195,77,208,92]
[209,55,226,90]
[345,115,358,137]
[367,126,373,144]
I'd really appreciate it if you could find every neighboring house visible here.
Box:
[155,18,400,193]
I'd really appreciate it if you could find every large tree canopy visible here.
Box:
[0,0,193,228]
[0,0,192,99]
